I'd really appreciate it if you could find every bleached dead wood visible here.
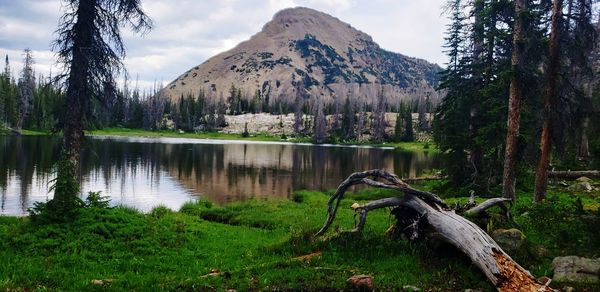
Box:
[316,169,552,291]
[548,170,600,179]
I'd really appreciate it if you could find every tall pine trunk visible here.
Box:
[579,117,590,159]
[534,0,562,202]
[53,0,94,207]
[502,0,527,201]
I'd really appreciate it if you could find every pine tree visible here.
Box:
[3,55,10,79]
[341,96,356,140]
[50,0,152,219]
[417,97,429,131]
[356,101,367,141]
[502,0,528,201]
[435,0,535,189]
[394,111,403,142]
[293,85,304,135]
[216,98,227,127]
[227,84,239,115]
[313,97,327,144]
[372,86,386,143]
[534,0,563,202]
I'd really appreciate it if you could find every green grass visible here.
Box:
[1,180,598,290]
[387,141,438,152]
[88,127,285,142]
[0,190,492,291]
[3,127,439,151]
[88,128,438,150]
[0,128,50,136]
[20,129,51,135]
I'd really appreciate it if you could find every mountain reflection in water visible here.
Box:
[0,135,441,216]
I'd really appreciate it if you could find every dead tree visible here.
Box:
[316,170,552,291]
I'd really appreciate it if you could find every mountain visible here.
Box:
[162,7,442,108]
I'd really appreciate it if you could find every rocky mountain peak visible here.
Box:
[162,7,442,108]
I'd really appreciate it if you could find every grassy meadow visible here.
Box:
[1,179,599,291]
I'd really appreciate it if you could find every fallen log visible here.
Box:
[316,169,552,291]
[548,170,600,179]
[401,176,445,183]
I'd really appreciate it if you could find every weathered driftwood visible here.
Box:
[401,176,445,183]
[316,169,552,291]
[464,197,512,218]
[548,170,600,179]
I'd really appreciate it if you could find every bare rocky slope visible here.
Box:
[162,7,442,107]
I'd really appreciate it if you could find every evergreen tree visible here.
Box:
[111,90,125,126]
[402,104,415,142]
[341,96,356,140]
[49,0,152,219]
[502,0,528,201]
[227,84,239,115]
[394,110,403,142]
[293,85,304,135]
[216,98,227,127]
[372,87,386,143]
[356,101,367,141]
[534,0,563,202]
[262,91,270,113]
[3,55,10,78]
[435,0,544,190]
[313,97,327,144]
[129,88,144,128]
[417,97,429,131]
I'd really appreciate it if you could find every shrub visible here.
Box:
[84,191,111,209]
[150,205,174,219]
[179,200,212,216]
[291,192,304,203]
[241,122,250,138]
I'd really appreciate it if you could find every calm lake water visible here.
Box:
[0,135,441,216]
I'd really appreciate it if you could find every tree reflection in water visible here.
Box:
[0,136,441,215]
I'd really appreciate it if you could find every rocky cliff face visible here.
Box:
[162,7,442,107]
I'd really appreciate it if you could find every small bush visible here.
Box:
[150,205,174,219]
[241,122,250,138]
[84,191,111,209]
[291,192,304,203]
[179,200,212,216]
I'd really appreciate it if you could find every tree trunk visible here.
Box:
[316,170,552,291]
[535,0,563,203]
[578,112,590,160]
[52,0,94,206]
[502,0,527,201]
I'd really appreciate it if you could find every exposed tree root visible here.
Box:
[316,169,553,291]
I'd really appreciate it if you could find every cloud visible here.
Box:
[0,0,449,91]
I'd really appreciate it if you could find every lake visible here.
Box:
[0,135,441,216]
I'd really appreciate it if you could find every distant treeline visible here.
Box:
[1,52,433,143]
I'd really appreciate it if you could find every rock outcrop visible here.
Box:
[552,256,600,283]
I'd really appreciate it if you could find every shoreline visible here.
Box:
[2,127,437,152]
[89,134,397,149]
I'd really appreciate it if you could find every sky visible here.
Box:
[0,0,449,91]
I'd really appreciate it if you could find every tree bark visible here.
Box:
[578,114,590,160]
[316,170,552,291]
[502,0,527,201]
[53,0,94,205]
[535,0,563,203]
